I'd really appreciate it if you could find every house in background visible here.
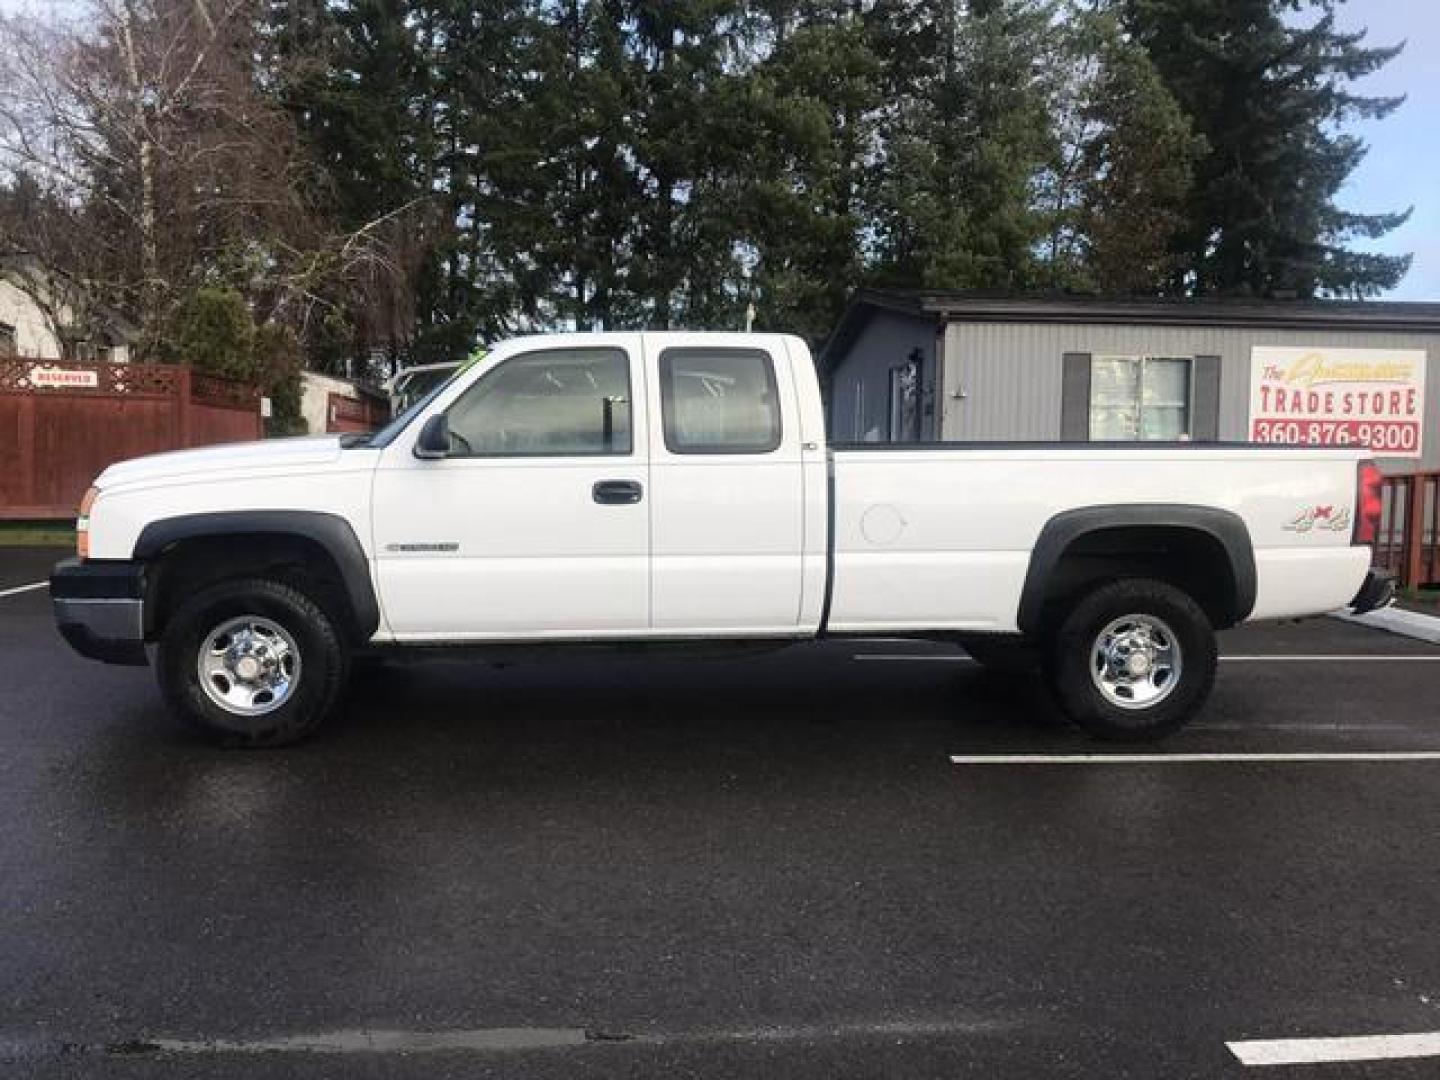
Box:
[0,254,136,363]
[819,290,1440,471]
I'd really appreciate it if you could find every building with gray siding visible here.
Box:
[820,291,1440,471]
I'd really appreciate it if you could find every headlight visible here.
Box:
[76,485,98,559]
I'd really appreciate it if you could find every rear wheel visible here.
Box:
[1044,578,1216,742]
[157,577,349,748]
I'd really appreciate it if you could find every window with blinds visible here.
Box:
[1089,355,1193,441]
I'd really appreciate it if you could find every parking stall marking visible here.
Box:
[854,653,1440,663]
[1,1016,1021,1060]
[950,752,1440,765]
[0,582,47,600]
[1227,1030,1440,1067]
[1220,655,1440,662]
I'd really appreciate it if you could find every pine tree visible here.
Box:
[870,0,1061,290]
[731,1,883,342]
[1039,9,1204,294]
[1126,0,1410,298]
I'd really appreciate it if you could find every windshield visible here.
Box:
[353,368,465,449]
[393,367,457,414]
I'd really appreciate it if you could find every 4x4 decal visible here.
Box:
[1284,505,1352,533]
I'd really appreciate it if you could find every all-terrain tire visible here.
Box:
[156,576,350,748]
[1045,578,1217,742]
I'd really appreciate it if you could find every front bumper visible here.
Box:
[50,558,149,666]
[1350,568,1397,616]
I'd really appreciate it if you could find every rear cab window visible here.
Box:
[658,347,782,455]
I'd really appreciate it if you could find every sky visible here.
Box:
[1329,0,1440,300]
[0,0,1435,301]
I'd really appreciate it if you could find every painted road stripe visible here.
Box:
[0,581,47,600]
[950,752,1440,765]
[1228,1031,1440,1067]
[1221,655,1440,662]
[854,653,1440,663]
[5,1016,1017,1058]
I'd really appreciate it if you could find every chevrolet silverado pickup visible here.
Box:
[51,331,1393,747]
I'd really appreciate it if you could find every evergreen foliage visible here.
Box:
[1125,0,1411,298]
[0,0,1413,375]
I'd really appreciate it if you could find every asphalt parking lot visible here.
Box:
[4,545,1440,1078]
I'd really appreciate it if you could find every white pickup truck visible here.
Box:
[52,331,1392,747]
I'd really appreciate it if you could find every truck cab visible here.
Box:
[368,333,829,640]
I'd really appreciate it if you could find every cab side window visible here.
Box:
[658,347,781,454]
[445,348,632,456]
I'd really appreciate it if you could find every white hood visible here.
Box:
[98,435,347,489]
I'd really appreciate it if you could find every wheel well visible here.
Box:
[1032,525,1240,631]
[146,533,362,642]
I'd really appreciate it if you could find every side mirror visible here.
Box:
[413,414,450,460]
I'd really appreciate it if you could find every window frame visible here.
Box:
[441,345,635,459]
[1088,354,1195,442]
[657,346,783,456]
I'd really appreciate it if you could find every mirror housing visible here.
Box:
[413,414,450,460]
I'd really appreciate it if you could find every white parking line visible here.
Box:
[0,581,47,600]
[1222,655,1440,662]
[853,653,1440,663]
[950,752,1440,765]
[1228,1030,1440,1067]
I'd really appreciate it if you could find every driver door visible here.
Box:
[372,337,650,639]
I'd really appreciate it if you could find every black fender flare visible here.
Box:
[134,510,380,639]
[1017,504,1257,634]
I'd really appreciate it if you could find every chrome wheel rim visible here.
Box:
[197,616,302,717]
[1090,614,1182,710]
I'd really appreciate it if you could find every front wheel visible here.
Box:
[1045,578,1217,742]
[156,577,350,748]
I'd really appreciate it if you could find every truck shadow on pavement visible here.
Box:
[61,644,1063,824]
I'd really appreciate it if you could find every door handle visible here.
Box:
[592,479,643,505]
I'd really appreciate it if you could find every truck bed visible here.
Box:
[826,442,1370,634]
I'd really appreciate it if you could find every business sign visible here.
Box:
[29,365,99,390]
[1249,346,1427,458]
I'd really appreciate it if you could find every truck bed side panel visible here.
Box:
[828,446,1369,633]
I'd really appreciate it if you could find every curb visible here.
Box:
[1331,606,1440,646]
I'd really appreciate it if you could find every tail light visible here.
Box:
[1354,461,1383,546]
[76,485,98,559]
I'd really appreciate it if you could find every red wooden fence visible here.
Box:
[1375,471,1439,590]
[1,358,261,520]
[326,390,389,433]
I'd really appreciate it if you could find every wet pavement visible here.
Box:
[3,546,1440,1078]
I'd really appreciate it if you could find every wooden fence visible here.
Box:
[1375,471,1439,590]
[1,358,261,520]
[326,390,389,433]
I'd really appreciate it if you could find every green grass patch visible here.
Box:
[0,521,76,547]
[1395,586,1440,618]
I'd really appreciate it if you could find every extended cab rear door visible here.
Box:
[641,334,814,635]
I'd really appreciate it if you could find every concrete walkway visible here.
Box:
[1333,604,1440,645]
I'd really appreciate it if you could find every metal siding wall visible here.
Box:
[829,312,935,441]
[939,321,1440,470]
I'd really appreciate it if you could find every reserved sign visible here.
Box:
[1249,346,1427,458]
[29,366,100,389]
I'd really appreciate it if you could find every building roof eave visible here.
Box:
[909,294,1440,334]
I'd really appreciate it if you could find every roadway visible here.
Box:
[3,545,1439,1078]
